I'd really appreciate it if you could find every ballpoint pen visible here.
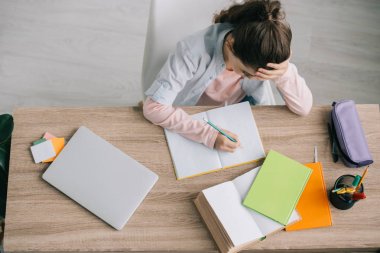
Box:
[314,146,318,163]
[203,118,237,143]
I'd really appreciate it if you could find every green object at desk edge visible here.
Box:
[0,114,14,219]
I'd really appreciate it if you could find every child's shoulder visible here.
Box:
[179,23,233,57]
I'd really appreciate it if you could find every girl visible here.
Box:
[143,0,312,153]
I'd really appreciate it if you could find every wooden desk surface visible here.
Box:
[4,105,380,252]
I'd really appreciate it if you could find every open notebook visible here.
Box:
[194,166,300,253]
[165,102,265,180]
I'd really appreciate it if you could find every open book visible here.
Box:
[194,166,300,253]
[164,102,265,180]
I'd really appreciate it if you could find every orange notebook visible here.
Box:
[285,162,332,231]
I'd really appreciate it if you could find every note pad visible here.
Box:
[243,150,312,225]
[43,137,65,162]
[165,102,265,179]
[30,140,56,163]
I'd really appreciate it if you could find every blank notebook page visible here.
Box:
[207,102,265,167]
[164,111,222,179]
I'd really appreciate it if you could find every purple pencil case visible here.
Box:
[328,100,373,168]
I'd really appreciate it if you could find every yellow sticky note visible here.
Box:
[43,137,65,162]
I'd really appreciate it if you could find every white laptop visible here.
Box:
[42,126,159,230]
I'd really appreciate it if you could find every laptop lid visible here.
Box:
[42,126,159,230]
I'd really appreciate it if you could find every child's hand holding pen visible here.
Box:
[214,129,241,153]
[203,118,241,153]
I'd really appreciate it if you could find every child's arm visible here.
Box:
[274,63,313,116]
[143,97,219,149]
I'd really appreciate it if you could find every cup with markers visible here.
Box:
[329,166,368,210]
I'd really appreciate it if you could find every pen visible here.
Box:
[314,145,318,163]
[203,118,237,143]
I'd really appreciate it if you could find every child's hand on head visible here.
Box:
[214,129,240,153]
[254,55,291,81]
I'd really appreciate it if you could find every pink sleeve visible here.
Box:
[274,63,313,116]
[143,97,219,149]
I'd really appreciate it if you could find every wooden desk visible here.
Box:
[4,105,380,252]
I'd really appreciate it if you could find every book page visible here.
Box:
[203,181,264,246]
[164,112,222,179]
[206,102,265,168]
[232,166,300,236]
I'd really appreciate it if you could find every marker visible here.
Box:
[203,118,237,143]
[332,187,344,193]
[336,188,347,194]
[352,175,361,188]
[352,192,366,200]
[336,187,356,195]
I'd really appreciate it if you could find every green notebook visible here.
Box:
[243,150,312,225]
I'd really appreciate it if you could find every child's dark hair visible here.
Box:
[214,0,292,70]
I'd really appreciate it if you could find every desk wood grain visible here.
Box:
[4,105,380,252]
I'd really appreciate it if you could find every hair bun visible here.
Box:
[258,0,284,22]
[266,1,285,20]
[214,0,286,24]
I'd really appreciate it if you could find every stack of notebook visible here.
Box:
[285,161,332,231]
[194,150,331,253]
[30,132,65,163]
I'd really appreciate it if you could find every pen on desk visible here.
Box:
[314,145,318,163]
[203,118,237,143]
